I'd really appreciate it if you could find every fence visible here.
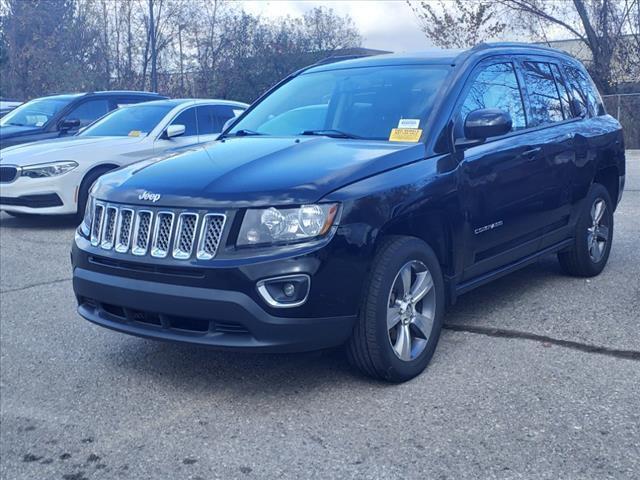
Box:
[602,93,640,149]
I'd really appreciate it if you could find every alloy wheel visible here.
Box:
[386,260,436,361]
[587,198,609,263]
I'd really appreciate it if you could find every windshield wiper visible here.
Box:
[4,122,26,127]
[300,129,362,139]
[222,129,266,139]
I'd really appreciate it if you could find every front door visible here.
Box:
[453,60,567,280]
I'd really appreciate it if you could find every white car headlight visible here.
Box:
[237,203,340,246]
[21,161,78,178]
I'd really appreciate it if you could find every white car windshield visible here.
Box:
[0,98,70,127]
[80,104,175,137]
[228,65,451,140]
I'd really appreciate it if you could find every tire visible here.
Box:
[558,183,614,277]
[346,236,445,382]
[75,167,114,222]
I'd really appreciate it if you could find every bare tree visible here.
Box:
[409,0,507,48]
[497,0,639,93]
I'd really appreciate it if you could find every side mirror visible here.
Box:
[222,117,237,132]
[165,124,186,139]
[59,118,81,131]
[464,109,512,140]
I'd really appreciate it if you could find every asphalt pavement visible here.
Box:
[1,152,638,480]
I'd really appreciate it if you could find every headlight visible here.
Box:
[21,161,78,178]
[237,203,340,246]
[79,193,95,237]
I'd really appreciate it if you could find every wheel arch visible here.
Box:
[593,165,619,210]
[376,210,454,278]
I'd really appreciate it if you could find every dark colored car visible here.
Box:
[71,43,625,382]
[0,91,166,148]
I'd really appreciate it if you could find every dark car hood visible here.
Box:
[0,124,40,138]
[95,136,426,207]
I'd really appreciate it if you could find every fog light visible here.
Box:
[256,274,310,308]
[283,283,295,297]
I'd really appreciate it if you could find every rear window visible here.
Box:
[564,64,604,117]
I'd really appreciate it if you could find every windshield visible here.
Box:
[229,65,450,140]
[0,97,71,127]
[80,104,174,137]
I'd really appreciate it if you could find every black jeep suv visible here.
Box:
[71,44,625,382]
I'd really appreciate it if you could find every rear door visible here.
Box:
[515,57,579,249]
[454,58,571,280]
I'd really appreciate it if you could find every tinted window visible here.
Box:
[230,65,450,140]
[549,63,573,119]
[80,104,174,137]
[460,62,526,134]
[197,105,240,134]
[171,107,197,136]
[564,64,602,117]
[66,99,111,126]
[0,97,70,127]
[522,62,563,126]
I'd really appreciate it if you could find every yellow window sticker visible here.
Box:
[389,128,422,142]
[128,130,142,137]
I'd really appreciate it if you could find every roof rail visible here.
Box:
[312,54,371,67]
[471,41,570,56]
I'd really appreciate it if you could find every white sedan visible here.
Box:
[0,98,247,218]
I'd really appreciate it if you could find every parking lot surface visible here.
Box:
[1,152,639,479]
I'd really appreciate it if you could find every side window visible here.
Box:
[522,62,564,126]
[459,62,527,136]
[564,64,603,117]
[64,99,110,127]
[549,63,574,119]
[196,105,239,135]
[170,107,197,136]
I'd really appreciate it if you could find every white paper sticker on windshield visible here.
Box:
[233,109,244,117]
[398,118,420,129]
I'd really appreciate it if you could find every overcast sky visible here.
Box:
[241,1,434,52]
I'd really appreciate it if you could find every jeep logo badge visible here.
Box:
[138,191,161,203]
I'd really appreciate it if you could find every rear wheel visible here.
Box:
[558,183,613,277]
[346,236,444,382]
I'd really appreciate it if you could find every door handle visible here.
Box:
[522,147,541,160]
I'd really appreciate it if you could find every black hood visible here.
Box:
[94,136,426,208]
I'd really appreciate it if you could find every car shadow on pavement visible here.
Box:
[100,257,566,393]
[103,337,384,394]
[0,213,79,230]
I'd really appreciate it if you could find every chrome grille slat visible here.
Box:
[132,210,153,256]
[90,203,105,246]
[115,208,134,253]
[100,206,118,250]
[89,204,224,260]
[173,213,198,259]
[151,212,175,258]
[197,214,226,260]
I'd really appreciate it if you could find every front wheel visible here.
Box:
[346,236,445,382]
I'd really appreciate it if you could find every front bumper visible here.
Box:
[0,172,79,214]
[71,232,365,352]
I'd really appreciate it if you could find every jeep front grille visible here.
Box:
[197,214,226,260]
[90,202,225,260]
